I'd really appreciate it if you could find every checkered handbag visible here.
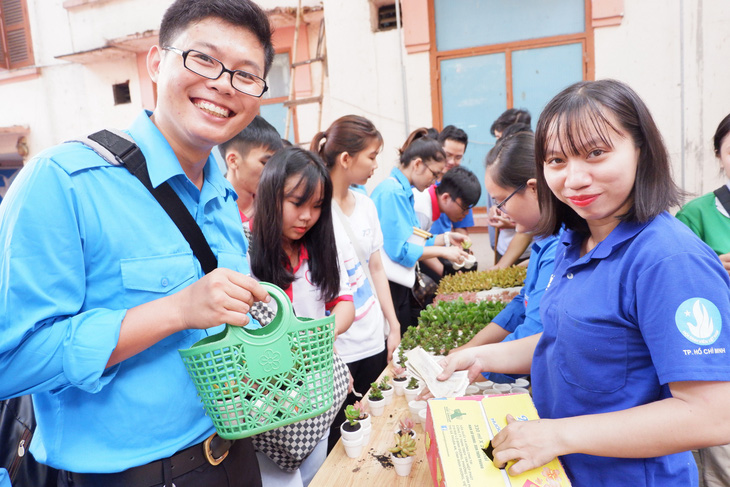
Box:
[251,352,349,471]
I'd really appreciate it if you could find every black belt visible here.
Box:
[69,433,234,487]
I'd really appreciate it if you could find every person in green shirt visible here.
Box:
[676,112,730,487]
[676,113,730,279]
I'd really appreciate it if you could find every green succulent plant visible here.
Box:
[368,382,383,400]
[389,432,417,458]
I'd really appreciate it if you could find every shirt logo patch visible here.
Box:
[675,298,722,346]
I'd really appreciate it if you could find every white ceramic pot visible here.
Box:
[341,436,363,458]
[474,380,494,391]
[392,377,408,396]
[358,414,371,430]
[408,400,427,423]
[381,386,394,405]
[418,408,427,424]
[463,254,477,270]
[512,377,530,388]
[391,453,415,476]
[404,387,421,403]
[493,383,512,394]
[340,421,363,441]
[510,387,530,394]
[465,385,480,396]
[369,397,386,416]
[361,424,371,445]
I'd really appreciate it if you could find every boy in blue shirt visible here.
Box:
[0,1,274,485]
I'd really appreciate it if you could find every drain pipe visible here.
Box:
[395,1,410,138]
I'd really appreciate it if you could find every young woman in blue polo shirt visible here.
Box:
[370,129,468,333]
[436,79,730,486]
[449,131,560,384]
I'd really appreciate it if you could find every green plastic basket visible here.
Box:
[179,282,335,440]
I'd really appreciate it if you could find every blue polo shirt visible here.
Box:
[493,233,560,341]
[370,168,427,267]
[0,111,249,472]
[533,212,730,486]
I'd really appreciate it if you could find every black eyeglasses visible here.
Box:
[424,163,442,180]
[454,198,474,213]
[164,47,268,98]
[495,183,526,213]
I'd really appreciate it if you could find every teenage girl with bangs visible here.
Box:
[249,146,354,486]
[434,79,730,486]
[370,129,469,333]
[312,114,403,451]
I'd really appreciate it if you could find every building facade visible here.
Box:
[0,0,728,208]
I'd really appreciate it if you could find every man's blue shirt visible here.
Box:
[0,111,249,472]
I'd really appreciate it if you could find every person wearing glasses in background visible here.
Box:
[0,1,274,485]
[414,166,482,284]
[371,128,469,333]
[486,109,534,269]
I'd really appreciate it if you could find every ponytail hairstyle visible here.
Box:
[485,131,536,190]
[311,115,383,169]
[398,128,445,167]
[250,146,340,302]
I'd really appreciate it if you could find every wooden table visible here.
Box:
[309,364,433,486]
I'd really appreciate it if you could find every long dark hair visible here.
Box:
[534,79,681,236]
[250,147,340,302]
[311,115,382,168]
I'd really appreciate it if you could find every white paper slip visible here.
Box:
[404,347,469,398]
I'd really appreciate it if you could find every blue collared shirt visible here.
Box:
[533,212,730,486]
[492,233,560,341]
[0,111,249,472]
[370,168,427,267]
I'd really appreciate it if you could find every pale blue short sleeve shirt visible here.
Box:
[370,168,425,268]
[0,111,249,472]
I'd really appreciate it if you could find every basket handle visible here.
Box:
[228,282,295,345]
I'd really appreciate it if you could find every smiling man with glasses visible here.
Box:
[0,1,275,485]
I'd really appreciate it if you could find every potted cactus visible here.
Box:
[389,431,417,476]
[368,382,386,416]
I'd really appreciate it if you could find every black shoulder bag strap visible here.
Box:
[86,129,218,274]
[713,185,730,215]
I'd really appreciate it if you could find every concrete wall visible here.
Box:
[593,0,730,198]
[2,0,728,200]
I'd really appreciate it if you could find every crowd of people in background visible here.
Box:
[0,0,729,486]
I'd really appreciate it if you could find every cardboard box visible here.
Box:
[425,394,571,487]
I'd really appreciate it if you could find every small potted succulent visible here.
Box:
[404,377,421,403]
[352,400,371,443]
[368,382,386,416]
[379,375,394,405]
[340,404,364,458]
[461,240,477,269]
[389,431,417,476]
[394,417,417,441]
[392,372,409,396]
[340,404,363,441]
